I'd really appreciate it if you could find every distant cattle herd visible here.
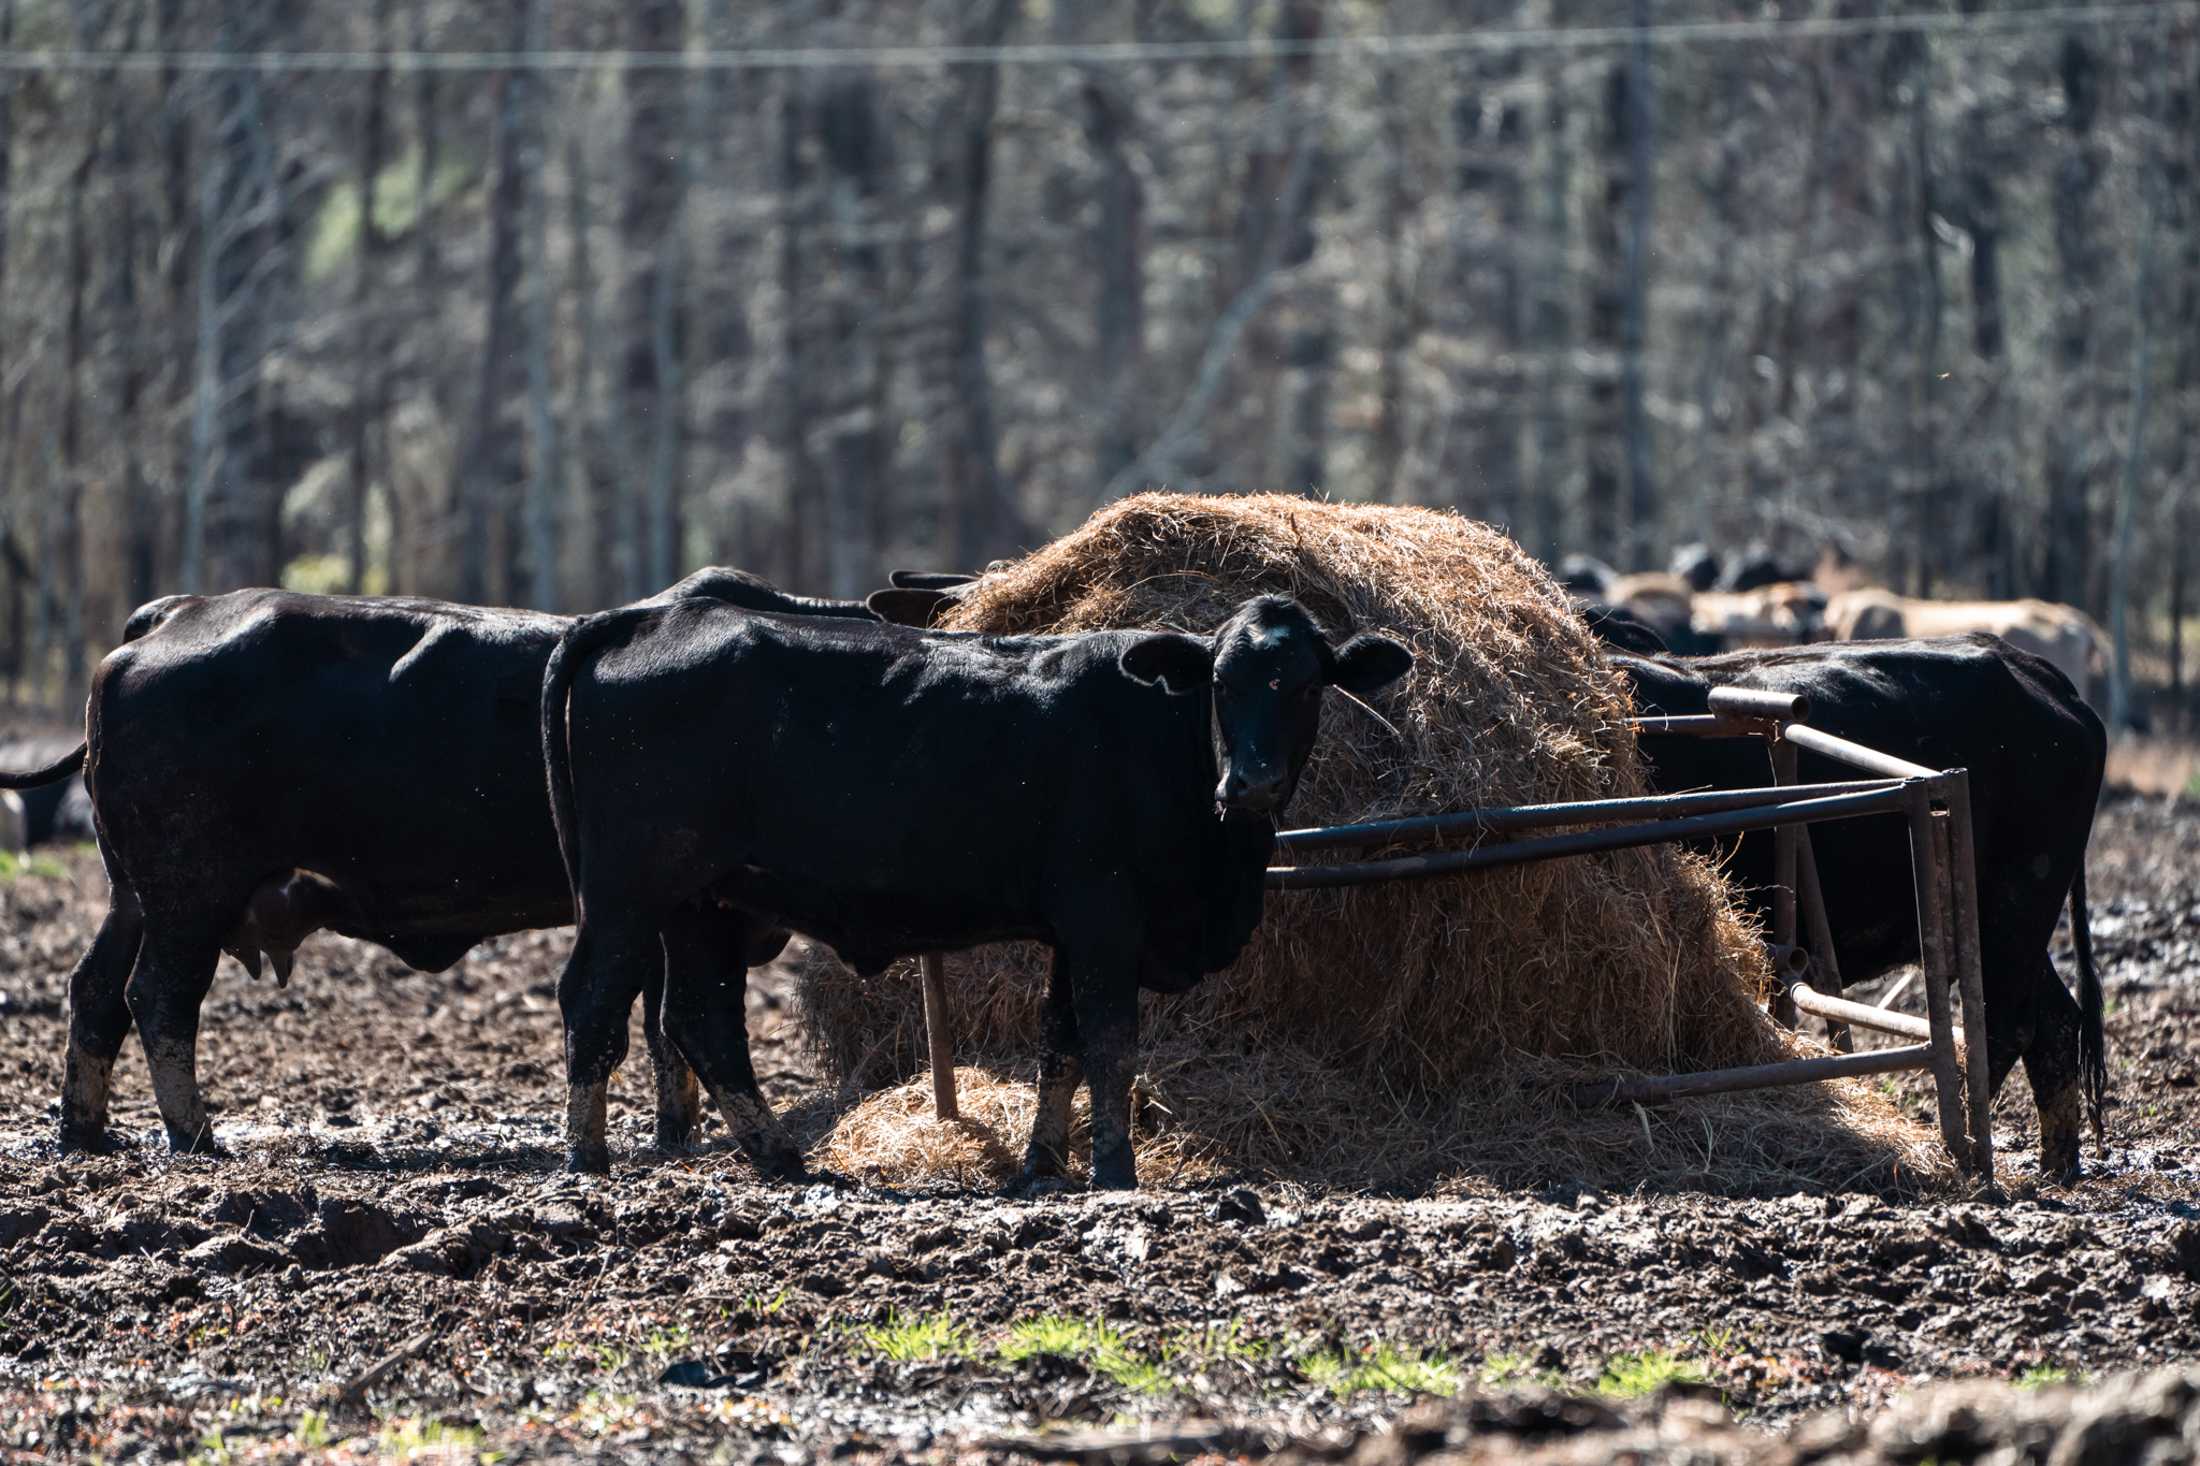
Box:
[0,520,2112,1185]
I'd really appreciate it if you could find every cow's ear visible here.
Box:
[866,587,955,627]
[1329,633,1412,696]
[1119,633,1213,695]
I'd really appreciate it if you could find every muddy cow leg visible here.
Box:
[557,916,656,1174]
[123,916,227,1156]
[1019,950,1082,1183]
[1064,932,1143,1191]
[2017,959,2086,1180]
[58,882,146,1152]
[660,906,804,1180]
[641,974,701,1152]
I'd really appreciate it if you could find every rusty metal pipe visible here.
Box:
[1272,778,1903,854]
[1572,1042,1937,1109]
[1707,685,1812,722]
[1908,788,1972,1174]
[1765,942,1810,978]
[1940,774,1996,1186]
[1771,738,1801,1028]
[1267,785,1911,890]
[1784,723,1943,782]
[1796,829,1851,1051]
[1789,982,1956,1050]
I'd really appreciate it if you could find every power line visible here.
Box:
[0,2,2195,74]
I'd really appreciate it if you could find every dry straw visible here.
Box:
[798,493,1949,1194]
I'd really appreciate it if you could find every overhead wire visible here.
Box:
[0,1,2193,73]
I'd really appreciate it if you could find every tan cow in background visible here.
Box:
[1825,588,2106,703]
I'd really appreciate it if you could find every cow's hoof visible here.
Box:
[57,1124,126,1156]
[163,1129,226,1158]
[746,1138,809,1184]
[1019,1143,1070,1182]
[565,1144,612,1175]
[653,1118,698,1154]
[1091,1153,1144,1188]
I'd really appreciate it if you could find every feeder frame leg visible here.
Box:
[1769,737,1801,1028]
[1796,830,1851,1051]
[1907,786,1971,1176]
[920,952,958,1120]
[1940,775,1996,1187]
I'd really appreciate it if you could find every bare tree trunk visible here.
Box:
[1368,57,1411,505]
[110,6,152,618]
[411,0,441,303]
[347,0,392,595]
[1081,70,1145,489]
[188,1,282,593]
[0,0,17,691]
[776,80,818,591]
[2108,186,2159,732]
[944,0,1013,567]
[60,38,98,700]
[567,128,611,609]
[458,0,531,606]
[521,0,559,610]
[158,0,195,592]
[1525,49,1572,561]
[2045,33,2103,611]
[1618,0,1656,563]
[816,68,888,598]
[620,0,687,597]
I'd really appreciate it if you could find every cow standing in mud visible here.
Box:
[541,594,1411,1187]
[1612,635,2107,1177]
[0,570,886,1165]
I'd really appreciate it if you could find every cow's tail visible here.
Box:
[0,742,84,790]
[542,608,647,911]
[0,593,193,792]
[2070,863,2106,1149]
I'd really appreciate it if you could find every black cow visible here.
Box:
[541,594,1411,1186]
[1669,543,1723,593]
[0,568,882,1161]
[1555,554,1619,600]
[1612,635,2106,1176]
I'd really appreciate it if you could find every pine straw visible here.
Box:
[797,492,1951,1195]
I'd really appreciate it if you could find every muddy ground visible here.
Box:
[0,790,2196,1463]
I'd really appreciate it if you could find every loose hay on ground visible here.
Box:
[797,492,1950,1193]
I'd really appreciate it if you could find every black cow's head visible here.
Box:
[1118,595,1413,816]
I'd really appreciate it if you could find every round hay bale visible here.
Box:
[796,492,1946,1192]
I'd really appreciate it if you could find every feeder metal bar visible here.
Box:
[1784,723,1943,783]
[1267,784,1911,890]
[1572,1042,1937,1108]
[1272,777,1903,853]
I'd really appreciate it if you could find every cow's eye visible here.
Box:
[1268,678,1281,691]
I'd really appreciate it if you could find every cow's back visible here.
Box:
[91,590,573,934]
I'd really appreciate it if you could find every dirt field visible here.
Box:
[1,790,2196,1462]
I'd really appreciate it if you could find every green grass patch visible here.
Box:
[0,850,64,881]
[1303,1342,1463,1399]
[2015,1363,2083,1390]
[376,1418,494,1462]
[1595,1349,1710,1399]
[999,1316,1170,1396]
[856,1309,974,1363]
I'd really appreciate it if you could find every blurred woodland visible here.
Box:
[0,0,2196,715]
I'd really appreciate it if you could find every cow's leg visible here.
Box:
[58,883,146,1152]
[557,916,655,1174]
[123,917,226,1156]
[660,906,804,1180]
[1068,947,1142,1191]
[641,974,701,1152]
[2017,959,2086,1180]
[1019,950,1082,1182]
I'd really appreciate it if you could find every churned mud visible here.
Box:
[0,790,2195,1462]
